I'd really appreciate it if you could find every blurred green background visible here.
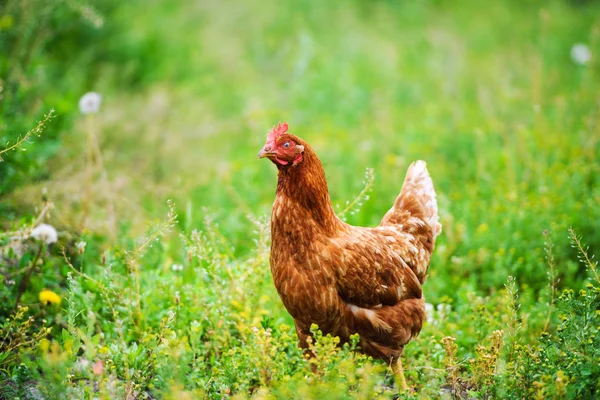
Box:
[1,0,599,397]
[2,0,598,295]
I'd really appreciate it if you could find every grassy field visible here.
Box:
[1,0,599,398]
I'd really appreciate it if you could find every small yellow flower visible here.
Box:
[476,223,489,233]
[39,289,61,305]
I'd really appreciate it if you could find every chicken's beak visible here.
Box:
[257,147,274,159]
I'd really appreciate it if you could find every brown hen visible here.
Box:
[258,122,442,388]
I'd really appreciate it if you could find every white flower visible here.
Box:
[79,92,102,114]
[30,224,58,245]
[171,263,183,272]
[571,43,591,66]
[436,303,451,320]
[76,241,87,254]
[425,302,434,324]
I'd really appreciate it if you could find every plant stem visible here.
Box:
[337,167,374,220]
[14,244,45,309]
[0,109,54,161]
[543,230,557,332]
[569,226,600,284]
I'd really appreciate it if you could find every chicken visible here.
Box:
[258,122,442,388]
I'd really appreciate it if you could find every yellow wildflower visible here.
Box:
[476,223,489,233]
[39,289,61,305]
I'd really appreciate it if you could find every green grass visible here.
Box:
[1,0,600,398]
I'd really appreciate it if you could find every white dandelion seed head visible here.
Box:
[425,302,434,324]
[571,43,591,66]
[76,241,87,254]
[79,92,102,114]
[30,224,58,245]
[436,303,451,319]
[171,263,183,272]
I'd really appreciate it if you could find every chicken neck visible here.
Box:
[273,147,343,236]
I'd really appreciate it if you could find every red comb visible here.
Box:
[267,122,289,139]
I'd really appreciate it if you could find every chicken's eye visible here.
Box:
[283,142,291,149]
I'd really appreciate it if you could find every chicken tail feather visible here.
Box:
[381,160,442,237]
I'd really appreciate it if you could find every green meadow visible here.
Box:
[1,0,599,398]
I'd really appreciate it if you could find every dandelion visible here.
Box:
[437,303,451,321]
[79,92,102,114]
[171,263,183,272]
[425,302,434,324]
[571,43,591,66]
[76,241,87,254]
[39,289,61,305]
[30,224,58,245]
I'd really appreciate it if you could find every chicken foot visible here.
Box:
[391,356,409,391]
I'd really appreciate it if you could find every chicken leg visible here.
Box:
[392,356,409,391]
